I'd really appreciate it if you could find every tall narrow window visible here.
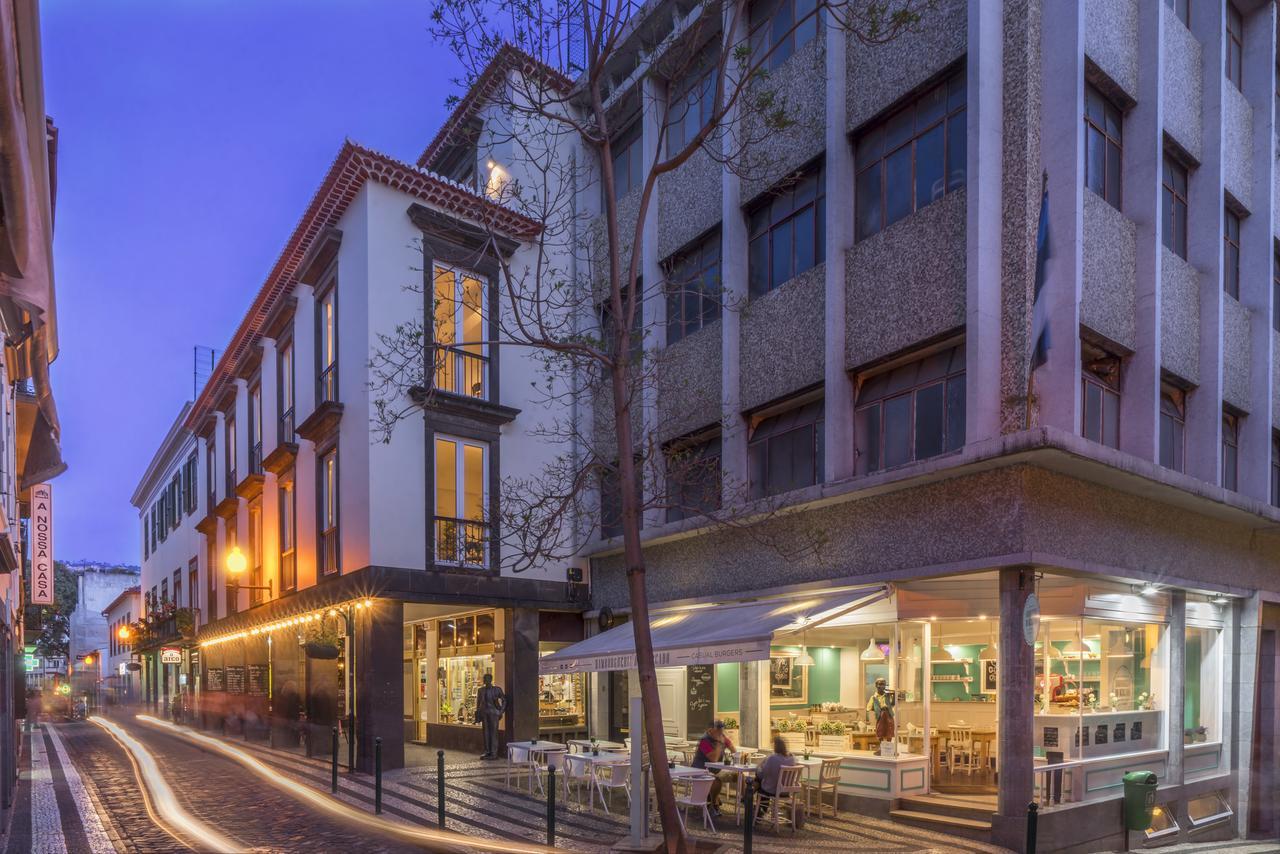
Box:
[749,0,819,70]
[1224,209,1241,299]
[1273,249,1279,332]
[183,452,197,514]
[1084,85,1123,210]
[1271,431,1280,507]
[609,121,643,200]
[748,162,825,297]
[666,56,718,156]
[1162,155,1188,259]
[855,344,967,474]
[597,282,644,362]
[172,570,181,614]
[144,517,150,559]
[856,69,967,241]
[278,341,295,442]
[249,383,262,474]
[748,397,825,498]
[1226,4,1244,91]
[206,538,218,622]
[665,432,722,522]
[318,448,339,575]
[279,476,296,592]
[188,557,199,612]
[1222,411,1240,492]
[432,265,487,399]
[1082,344,1122,449]
[249,499,263,604]
[317,285,338,404]
[434,436,488,567]
[1164,0,1189,28]
[1159,383,1187,472]
[161,578,169,605]
[225,414,237,490]
[664,231,721,345]
[206,440,217,508]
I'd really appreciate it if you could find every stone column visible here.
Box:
[504,608,541,745]
[739,660,762,751]
[821,9,853,480]
[993,566,1035,849]
[355,598,404,772]
[718,3,748,502]
[1166,590,1186,786]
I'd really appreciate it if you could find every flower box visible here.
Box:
[780,732,806,754]
[818,734,847,751]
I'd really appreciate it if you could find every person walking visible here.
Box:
[475,673,507,760]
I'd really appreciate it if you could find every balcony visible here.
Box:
[279,407,295,444]
[317,363,338,405]
[249,441,263,475]
[319,526,339,575]
[298,367,344,443]
[434,516,489,568]
[434,346,488,400]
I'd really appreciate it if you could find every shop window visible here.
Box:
[665,431,722,522]
[748,161,825,298]
[1184,626,1221,744]
[855,343,966,474]
[1224,208,1241,299]
[747,396,824,499]
[435,610,497,727]
[749,0,819,70]
[1162,155,1188,259]
[1187,791,1233,828]
[1159,382,1186,472]
[539,642,587,737]
[432,264,487,399]
[1222,410,1240,492]
[664,230,721,345]
[1145,803,1180,841]
[434,436,488,567]
[1084,85,1122,210]
[1081,343,1121,449]
[855,69,966,241]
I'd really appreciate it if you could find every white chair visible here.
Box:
[758,764,806,832]
[593,761,631,814]
[532,748,567,797]
[562,753,592,806]
[804,757,842,820]
[675,774,717,833]
[947,727,981,775]
[505,744,533,791]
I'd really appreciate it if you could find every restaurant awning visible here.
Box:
[539,585,890,675]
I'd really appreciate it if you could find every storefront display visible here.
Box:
[434,609,497,726]
[538,642,585,738]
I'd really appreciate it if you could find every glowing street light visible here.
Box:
[117,625,131,641]
[225,545,271,598]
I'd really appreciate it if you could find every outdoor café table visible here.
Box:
[793,757,826,814]
[704,762,758,823]
[506,740,567,793]
[568,738,625,753]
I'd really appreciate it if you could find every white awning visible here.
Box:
[539,585,890,674]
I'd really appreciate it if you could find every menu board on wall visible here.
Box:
[686,665,714,736]
[1095,724,1108,745]
[1113,723,1126,743]
[247,664,269,696]
[1042,726,1058,748]
[225,665,246,694]
[207,668,225,691]
[1130,721,1142,742]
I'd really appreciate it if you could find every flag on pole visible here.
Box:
[1030,173,1051,370]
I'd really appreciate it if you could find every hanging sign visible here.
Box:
[1022,593,1040,647]
[30,483,54,605]
[161,648,182,664]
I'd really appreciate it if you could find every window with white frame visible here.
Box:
[1184,625,1221,744]
[317,284,338,404]
[434,436,488,567]
[318,448,339,575]
[432,264,487,399]
[279,340,295,442]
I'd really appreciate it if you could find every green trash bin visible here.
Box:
[1122,771,1158,831]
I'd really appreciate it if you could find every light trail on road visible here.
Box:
[133,714,553,854]
[89,716,244,853]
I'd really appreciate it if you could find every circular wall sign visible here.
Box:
[1022,593,1041,647]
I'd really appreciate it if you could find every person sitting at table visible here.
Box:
[690,720,735,814]
[754,736,798,821]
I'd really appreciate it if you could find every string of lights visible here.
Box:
[198,597,375,649]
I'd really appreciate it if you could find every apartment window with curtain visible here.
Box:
[609,121,643,200]
[1222,411,1240,492]
[1271,431,1280,507]
[1165,0,1189,28]
[318,447,339,575]
[172,570,181,614]
[1084,85,1123,210]
[1081,343,1122,448]
[206,441,217,508]
[854,344,966,474]
[748,396,824,499]
[1162,155,1188,259]
[432,264,487,399]
[1159,382,1187,472]
[278,340,295,442]
[225,515,238,614]
[183,452,197,514]
[748,162,825,298]
[279,475,296,592]
[665,432,722,522]
[248,498,263,605]
[434,436,488,567]
[749,0,819,70]
[1224,208,1241,299]
[188,557,198,612]
[1226,3,1243,91]
[249,383,263,474]
[225,413,237,490]
[664,230,721,345]
[317,284,338,404]
[143,517,150,559]
[206,538,217,621]
[856,69,966,241]
[666,55,717,156]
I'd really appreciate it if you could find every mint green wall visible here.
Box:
[1184,634,1202,731]
[770,646,841,711]
[932,643,985,701]
[716,663,740,714]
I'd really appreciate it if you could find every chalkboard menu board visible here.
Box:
[1095,724,1108,745]
[247,664,269,696]
[1130,721,1142,742]
[225,665,246,694]
[207,668,225,691]
[686,665,714,736]
[1042,726,1058,748]
[1113,723,1126,743]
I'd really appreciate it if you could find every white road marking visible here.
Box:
[44,724,116,853]
[30,726,67,854]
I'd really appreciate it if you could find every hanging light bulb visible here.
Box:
[795,625,815,667]
[1061,636,1089,657]
[979,621,999,660]
[935,624,957,661]
[860,625,886,661]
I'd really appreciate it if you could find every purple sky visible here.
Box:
[43,0,455,563]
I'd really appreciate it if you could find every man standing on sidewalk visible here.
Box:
[475,674,506,760]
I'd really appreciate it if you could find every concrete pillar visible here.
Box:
[1232,594,1263,838]
[739,659,763,751]
[822,10,853,480]
[993,566,1035,848]
[1167,590,1186,785]
[965,0,1005,446]
[641,74,666,529]
[355,599,403,772]
[1119,0,1165,463]
[719,4,748,503]
[505,608,541,745]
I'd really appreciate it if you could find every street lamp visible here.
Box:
[225,546,271,598]
[117,625,131,641]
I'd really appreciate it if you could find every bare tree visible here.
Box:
[372,1,930,848]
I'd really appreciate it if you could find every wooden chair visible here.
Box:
[675,774,718,833]
[758,764,806,833]
[947,726,981,775]
[803,757,842,820]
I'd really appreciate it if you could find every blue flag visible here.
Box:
[1030,180,1051,370]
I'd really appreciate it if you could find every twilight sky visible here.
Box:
[43,0,455,563]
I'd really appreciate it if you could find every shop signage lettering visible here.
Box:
[161,648,182,664]
[538,640,772,674]
[30,484,54,605]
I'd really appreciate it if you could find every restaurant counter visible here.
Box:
[1034,708,1162,759]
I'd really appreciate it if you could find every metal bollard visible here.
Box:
[437,749,446,828]
[1026,801,1038,854]
[546,766,556,847]
[375,737,383,814]
[743,779,755,854]
[331,727,339,793]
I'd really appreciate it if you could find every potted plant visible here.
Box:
[775,718,807,754]
[817,720,847,750]
[722,717,740,746]
[175,607,196,640]
[304,619,342,659]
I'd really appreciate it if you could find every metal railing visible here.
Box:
[434,516,489,567]
[279,407,294,443]
[319,526,339,575]
[433,346,488,400]
[249,442,263,475]
[317,363,339,405]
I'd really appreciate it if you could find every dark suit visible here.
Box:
[475,683,506,757]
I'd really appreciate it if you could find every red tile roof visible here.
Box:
[185,140,540,431]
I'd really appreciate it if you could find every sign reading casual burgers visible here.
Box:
[30,483,53,605]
